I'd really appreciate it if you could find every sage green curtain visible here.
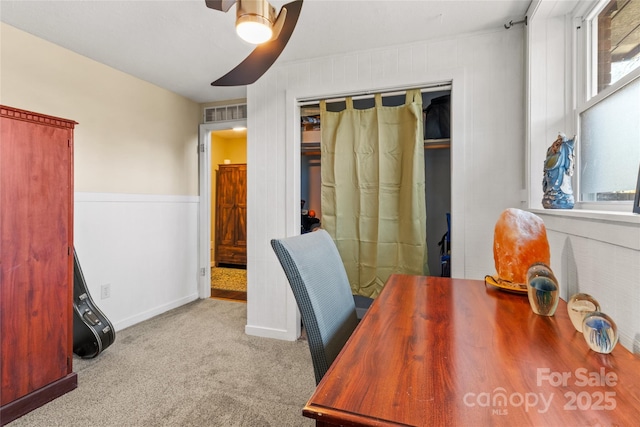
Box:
[320,89,428,298]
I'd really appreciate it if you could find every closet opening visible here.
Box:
[299,85,452,278]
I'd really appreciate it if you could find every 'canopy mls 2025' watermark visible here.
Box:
[463,367,618,415]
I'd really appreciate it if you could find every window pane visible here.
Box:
[597,0,640,93]
[580,76,640,201]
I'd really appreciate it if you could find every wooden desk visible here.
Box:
[303,275,640,426]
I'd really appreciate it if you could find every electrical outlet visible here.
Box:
[101,283,111,299]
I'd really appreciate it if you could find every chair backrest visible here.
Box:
[271,230,359,384]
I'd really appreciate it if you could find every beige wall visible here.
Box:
[0,23,200,196]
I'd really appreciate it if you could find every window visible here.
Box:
[578,0,640,205]
[579,76,640,201]
[595,0,640,93]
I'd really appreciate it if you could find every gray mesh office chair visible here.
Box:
[271,230,359,385]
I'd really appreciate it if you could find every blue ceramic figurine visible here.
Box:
[543,133,576,209]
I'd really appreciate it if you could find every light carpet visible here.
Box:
[8,299,315,427]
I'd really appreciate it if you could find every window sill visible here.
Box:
[529,208,640,250]
[529,208,640,225]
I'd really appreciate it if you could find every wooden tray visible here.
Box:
[484,275,527,294]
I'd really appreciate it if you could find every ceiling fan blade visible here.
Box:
[211,0,303,86]
[205,0,236,12]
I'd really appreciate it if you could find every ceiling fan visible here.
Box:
[205,0,303,86]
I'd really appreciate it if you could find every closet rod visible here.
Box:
[298,83,452,107]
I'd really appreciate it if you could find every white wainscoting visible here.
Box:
[74,192,199,331]
[536,210,640,353]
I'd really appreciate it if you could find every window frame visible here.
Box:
[574,0,640,211]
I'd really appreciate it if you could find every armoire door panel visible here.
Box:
[0,105,76,423]
[236,206,247,246]
[1,118,71,404]
[217,206,237,245]
[236,165,247,200]
[214,164,247,266]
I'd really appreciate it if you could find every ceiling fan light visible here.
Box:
[236,15,273,44]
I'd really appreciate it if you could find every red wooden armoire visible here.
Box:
[0,105,77,424]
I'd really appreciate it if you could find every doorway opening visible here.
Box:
[198,124,247,303]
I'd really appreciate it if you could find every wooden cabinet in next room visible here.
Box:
[215,163,247,266]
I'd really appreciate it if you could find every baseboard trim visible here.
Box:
[245,324,298,341]
[114,293,199,331]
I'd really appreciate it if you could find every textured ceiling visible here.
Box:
[1,0,531,103]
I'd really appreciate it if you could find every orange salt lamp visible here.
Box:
[493,208,550,286]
